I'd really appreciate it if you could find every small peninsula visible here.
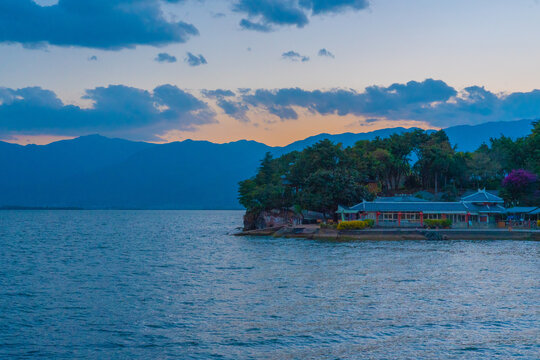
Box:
[238,123,540,240]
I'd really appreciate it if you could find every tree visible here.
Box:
[526,121,540,174]
[299,168,372,218]
[466,150,501,188]
[238,152,292,211]
[486,136,524,179]
[414,131,455,194]
[501,169,539,206]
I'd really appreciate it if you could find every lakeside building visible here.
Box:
[506,207,540,221]
[337,189,507,228]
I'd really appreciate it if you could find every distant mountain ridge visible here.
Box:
[0,119,534,209]
[279,119,534,153]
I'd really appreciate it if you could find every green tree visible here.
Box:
[466,149,501,188]
[414,131,455,194]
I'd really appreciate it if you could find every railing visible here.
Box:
[504,220,538,229]
[373,219,538,229]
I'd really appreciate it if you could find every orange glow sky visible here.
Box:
[3,111,437,147]
[1,1,539,146]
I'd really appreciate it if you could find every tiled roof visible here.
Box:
[337,205,358,214]
[466,204,506,214]
[374,196,428,202]
[338,199,507,214]
[461,189,503,203]
[350,201,470,213]
[505,207,538,214]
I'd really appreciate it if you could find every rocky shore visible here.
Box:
[235,225,540,241]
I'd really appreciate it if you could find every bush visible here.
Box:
[537,220,540,228]
[424,219,452,229]
[320,223,337,229]
[337,220,374,230]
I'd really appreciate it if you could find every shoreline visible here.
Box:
[235,226,540,241]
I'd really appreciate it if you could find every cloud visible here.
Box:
[185,52,207,67]
[0,84,216,140]
[282,50,310,62]
[268,105,298,120]
[299,0,369,15]
[0,0,198,49]
[155,52,177,63]
[239,79,540,126]
[233,0,369,31]
[242,80,456,118]
[234,0,309,31]
[202,89,236,98]
[217,99,250,122]
[201,89,249,122]
[3,80,539,139]
[318,48,335,58]
[239,19,273,32]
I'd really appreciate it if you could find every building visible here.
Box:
[337,189,506,228]
[506,207,540,222]
[530,208,540,222]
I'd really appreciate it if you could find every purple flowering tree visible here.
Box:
[502,169,539,206]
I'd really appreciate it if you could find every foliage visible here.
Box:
[424,219,452,229]
[239,141,374,216]
[337,220,374,230]
[501,169,539,206]
[239,124,540,216]
[320,223,338,229]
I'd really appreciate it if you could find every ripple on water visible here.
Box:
[0,210,538,359]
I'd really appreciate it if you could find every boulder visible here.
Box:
[243,209,302,230]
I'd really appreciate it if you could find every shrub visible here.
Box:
[424,219,452,229]
[537,220,540,228]
[364,219,375,227]
[337,220,374,230]
[320,223,337,229]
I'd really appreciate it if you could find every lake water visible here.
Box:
[0,210,538,359]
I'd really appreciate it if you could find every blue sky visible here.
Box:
[1,0,540,145]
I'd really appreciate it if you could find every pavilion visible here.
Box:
[337,189,507,228]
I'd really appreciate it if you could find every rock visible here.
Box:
[243,209,302,231]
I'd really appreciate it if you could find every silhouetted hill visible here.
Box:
[0,134,153,186]
[0,120,534,209]
[53,139,272,209]
[276,127,423,155]
[278,119,534,153]
[444,119,534,151]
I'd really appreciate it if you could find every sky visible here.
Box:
[1,0,540,146]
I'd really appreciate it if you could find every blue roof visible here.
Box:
[338,200,507,214]
[337,205,359,214]
[466,203,506,214]
[350,201,468,213]
[374,196,428,202]
[461,189,503,203]
[505,207,538,214]
[338,190,510,215]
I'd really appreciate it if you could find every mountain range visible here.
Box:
[0,119,534,209]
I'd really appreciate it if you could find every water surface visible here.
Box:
[0,210,538,359]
